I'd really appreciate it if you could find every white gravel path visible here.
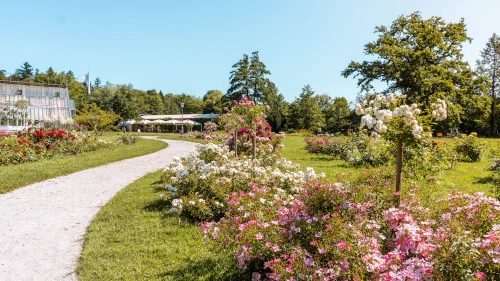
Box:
[0,137,198,281]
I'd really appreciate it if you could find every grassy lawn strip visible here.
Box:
[282,135,500,197]
[77,170,243,281]
[0,138,167,194]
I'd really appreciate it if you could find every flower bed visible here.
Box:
[0,128,126,166]
[160,98,500,280]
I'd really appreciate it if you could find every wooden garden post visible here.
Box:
[395,139,403,207]
[252,134,256,160]
[234,131,238,157]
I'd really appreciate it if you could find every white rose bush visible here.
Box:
[355,93,447,205]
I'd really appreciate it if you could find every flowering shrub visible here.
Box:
[0,127,120,166]
[202,177,500,280]
[396,140,457,180]
[490,158,500,199]
[161,139,324,222]
[219,98,274,158]
[305,137,333,154]
[454,135,486,162]
[305,132,391,168]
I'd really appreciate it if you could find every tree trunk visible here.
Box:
[491,78,496,137]
[395,140,403,207]
[234,131,238,158]
[252,134,256,160]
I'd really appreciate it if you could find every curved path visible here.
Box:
[0,138,198,281]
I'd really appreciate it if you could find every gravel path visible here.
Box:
[0,138,198,281]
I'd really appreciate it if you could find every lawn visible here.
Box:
[282,134,500,198]
[0,137,167,194]
[77,170,244,281]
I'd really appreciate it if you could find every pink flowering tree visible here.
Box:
[355,93,447,205]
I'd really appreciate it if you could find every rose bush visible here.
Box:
[202,178,500,280]
[0,127,125,166]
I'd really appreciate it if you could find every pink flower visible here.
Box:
[255,233,263,240]
[340,259,349,272]
[337,240,347,249]
[272,245,281,252]
[475,272,486,280]
[285,265,294,273]
[304,257,314,265]
[318,248,326,254]
[265,241,272,247]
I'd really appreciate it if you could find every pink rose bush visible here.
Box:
[202,179,500,280]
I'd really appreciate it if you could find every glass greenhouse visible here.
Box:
[0,81,75,130]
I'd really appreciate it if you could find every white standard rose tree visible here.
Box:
[355,93,447,205]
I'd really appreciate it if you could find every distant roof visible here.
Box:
[0,80,68,88]
[140,113,220,120]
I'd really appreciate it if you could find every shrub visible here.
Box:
[160,138,325,223]
[202,180,500,280]
[0,127,120,166]
[454,135,486,162]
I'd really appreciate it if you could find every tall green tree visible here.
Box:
[15,62,34,80]
[94,77,102,88]
[265,90,289,131]
[0,70,6,80]
[290,85,325,132]
[330,97,351,132]
[203,90,223,113]
[226,54,250,102]
[225,51,276,104]
[476,33,500,136]
[342,12,483,110]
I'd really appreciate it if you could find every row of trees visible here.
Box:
[1,12,499,135]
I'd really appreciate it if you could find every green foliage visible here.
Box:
[75,103,120,135]
[342,12,485,128]
[290,85,325,132]
[15,62,34,80]
[203,90,223,113]
[476,33,500,137]
[225,51,277,105]
[455,135,486,162]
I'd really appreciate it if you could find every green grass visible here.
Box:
[77,170,244,281]
[282,134,500,198]
[0,138,167,194]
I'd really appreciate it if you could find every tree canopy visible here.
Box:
[476,33,500,136]
[342,12,482,107]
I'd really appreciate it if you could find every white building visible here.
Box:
[0,81,75,130]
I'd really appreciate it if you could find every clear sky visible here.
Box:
[1,0,499,103]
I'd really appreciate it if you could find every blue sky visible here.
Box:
[1,0,499,103]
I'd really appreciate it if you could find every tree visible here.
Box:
[342,12,482,110]
[75,103,119,135]
[163,93,180,114]
[0,70,6,80]
[225,51,276,104]
[248,51,273,103]
[226,54,251,103]
[94,77,102,88]
[331,97,351,132]
[476,33,500,136]
[289,85,325,132]
[265,90,289,132]
[15,62,34,80]
[203,90,223,113]
[46,67,56,84]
